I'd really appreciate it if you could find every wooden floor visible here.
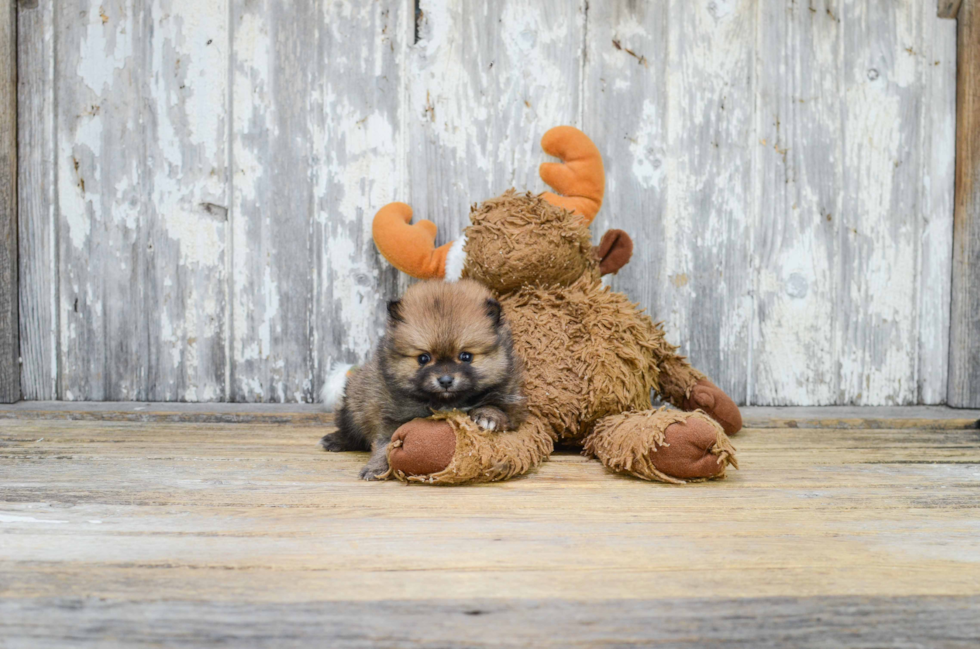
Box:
[2,405,980,647]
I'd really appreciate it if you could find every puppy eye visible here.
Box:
[418,353,431,366]
[458,352,473,363]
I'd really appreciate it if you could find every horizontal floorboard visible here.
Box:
[3,403,979,429]
[1,410,979,645]
[2,596,979,648]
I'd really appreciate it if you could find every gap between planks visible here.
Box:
[1,402,978,430]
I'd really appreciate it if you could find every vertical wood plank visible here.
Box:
[949,0,980,407]
[918,5,957,403]
[661,0,755,403]
[230,0,317,402]
[838,0,923,405]
[408,0,585,247]
[581,1,670,374]
[56,0,148,400]
[312,0,409,393]
[938,0,963,19]
[0,0,18,402]
[17,0,56,400]
[10,0,961,406]
[752,0,842,405]
[144,0,229,401]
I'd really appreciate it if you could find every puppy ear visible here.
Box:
[387,299,404,324]
[485,298,502,326]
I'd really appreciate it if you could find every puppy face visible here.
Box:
[383,279,511,402]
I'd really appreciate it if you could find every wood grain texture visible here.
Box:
[407,0,585,243]
[16,0,56,400]
[752,0,841,405]
[660,0,755,403]
[144,0,229,401]
[1,415,979,645]
[949,0,980,407]
[13,0,961,405]
[838,0,923,404]
[311,0,410,399]
[938,0,963,19]
[3,597,979,648]
[55,0,149,400]
[1,402,978,429]
[918,3,957,403]
[0,0,17,403]
[229,0,318,402]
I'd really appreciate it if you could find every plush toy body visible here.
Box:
[369,127,742,484]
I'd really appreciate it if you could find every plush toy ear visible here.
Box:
[594,229,633,275]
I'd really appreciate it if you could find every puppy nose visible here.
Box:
[438,375,455,389]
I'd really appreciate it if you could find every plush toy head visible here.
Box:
[371,127,634,289]
[463,191,595,292]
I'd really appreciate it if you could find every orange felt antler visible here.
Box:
[372,202,453,279]
[539,126,605,224]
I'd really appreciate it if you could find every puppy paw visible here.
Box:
[469,407,510,432]
[319,432,349,452]
[358,463,388,481]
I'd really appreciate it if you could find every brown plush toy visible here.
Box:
[371,126,742,485]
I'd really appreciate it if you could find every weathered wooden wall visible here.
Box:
[0,0,17,404]
[949,0,980,407]
[16,0,958,405]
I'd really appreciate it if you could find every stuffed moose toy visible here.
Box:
[369,126,742,484]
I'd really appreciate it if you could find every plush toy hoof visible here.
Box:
[684,378,743,436]
[388,419,457,477]
[649,417,730,480]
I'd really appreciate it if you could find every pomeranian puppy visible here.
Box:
[320,279,527,480]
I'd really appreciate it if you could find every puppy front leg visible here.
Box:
[469,406,511,432]
[359,420,404,481]
[359,439,391,481]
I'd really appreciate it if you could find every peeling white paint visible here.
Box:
[28,0,957,405]
[841,75,917,404]
[76,5,132,94]
[629,100,665,190]
[60,116,103,250]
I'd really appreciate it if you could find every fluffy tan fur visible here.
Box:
[386,279,517,397]
[372,126,743,486]
[327,278,526,479]
[465,193,705,440]
[385,193,730,485]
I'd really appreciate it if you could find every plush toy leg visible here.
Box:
[385,411,554,485]
[680,379,743,436]
[651,335,743,436]
[584,408,737,484]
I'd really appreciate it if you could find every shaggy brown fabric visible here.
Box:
[463,191,595,293]
[585,408,736,484]
[503,275,681,441]
[654,348,707,407]
[386,411,554,485]
[377,191,740,485]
